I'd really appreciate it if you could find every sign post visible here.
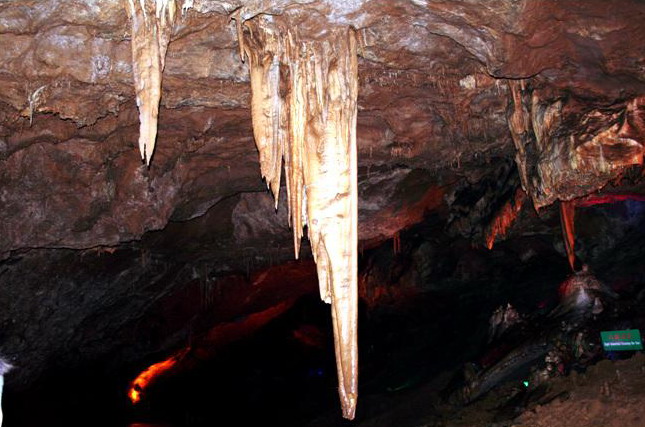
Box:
[600,329,643,351]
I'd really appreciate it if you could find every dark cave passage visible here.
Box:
[3,199,644,427]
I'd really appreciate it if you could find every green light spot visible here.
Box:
[523,381,529,387]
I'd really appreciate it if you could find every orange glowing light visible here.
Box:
[485,188,526,249]
[559,200,576,271]
[576,193,645,207]
[129,386,141,404]
[128,349,188,404]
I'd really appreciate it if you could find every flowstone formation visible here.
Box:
[507,81,644,209]
[125,0,178,165]
[238,16,359,419]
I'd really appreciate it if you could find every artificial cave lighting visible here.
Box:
[128,350,187,404]
[485,188,526,250]
[6,2,643,426]
[576,193,645,207]
[559,200,576,271]
[0,358,12,427]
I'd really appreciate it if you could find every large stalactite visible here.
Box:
[123,3,359,417]
[125,0,177,165]
[117,2,644,422]
[239,16,359,419]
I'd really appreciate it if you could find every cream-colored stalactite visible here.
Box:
[243,25,286,210]
[125,0,177,165]
[296,31,359,420]
[241,19,359,419]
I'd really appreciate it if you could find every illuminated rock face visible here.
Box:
[240,17,359,419]
[125,0,177,165]
[1,0,643,257]
[507,81,644,210]
[0,1,644,424]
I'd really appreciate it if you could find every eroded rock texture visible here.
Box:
[508,81,644,209]
[0,0,643,422]
[0,0,640,256]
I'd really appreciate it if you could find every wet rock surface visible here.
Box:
[0,0,643,255]
[0,0,644,425]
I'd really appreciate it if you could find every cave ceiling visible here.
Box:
[0,0,644,420]
[0,0,642,256]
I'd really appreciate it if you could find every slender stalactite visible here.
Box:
[485,188,526,249]
[240,17,359,419]
[124,0,177,165]
[559,200,576,271]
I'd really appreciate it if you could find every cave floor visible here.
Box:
[510,353,645,427]
[304,352,645,427]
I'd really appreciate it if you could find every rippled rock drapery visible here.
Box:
[507,80,644,209]
[239,16,359,419]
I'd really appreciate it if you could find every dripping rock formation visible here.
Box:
[0,1,643,426]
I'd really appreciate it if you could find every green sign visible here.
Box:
[601,329,643,351]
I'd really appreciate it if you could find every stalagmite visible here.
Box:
[239,17,359,419]
[124,0,177,165]
[559,200,576,271]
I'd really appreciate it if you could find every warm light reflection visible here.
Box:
[485,189,526,249]
[559,200,576,271]
[128,349,188,404]
[575,193,645,207]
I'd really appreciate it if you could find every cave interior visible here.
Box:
[0,1,644,426]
